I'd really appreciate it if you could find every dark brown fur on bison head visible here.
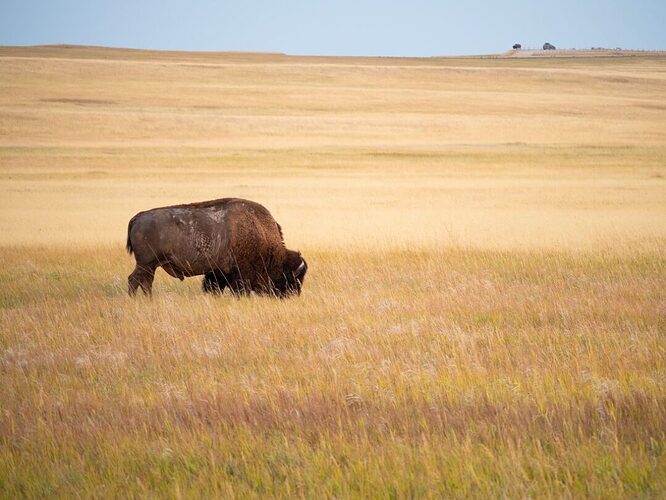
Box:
[202,250,307,298]
[273,250,308,298]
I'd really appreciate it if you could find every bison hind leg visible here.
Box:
[128,263,156,297]
[202,271,228,295]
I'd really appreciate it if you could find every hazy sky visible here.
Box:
[1,0,664,56]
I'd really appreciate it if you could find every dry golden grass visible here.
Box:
[0,46,665,497]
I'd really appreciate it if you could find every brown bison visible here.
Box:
[126,198,307,297]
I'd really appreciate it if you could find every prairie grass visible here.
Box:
[1,246,665,497]
[0,46,665,497]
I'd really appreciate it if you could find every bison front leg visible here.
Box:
[228,278,251,297]
[202,271,228,295]
[128,264,156,297]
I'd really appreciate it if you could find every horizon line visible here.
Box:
[2,43,665,60]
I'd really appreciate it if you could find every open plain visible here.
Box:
[1,46,665,497]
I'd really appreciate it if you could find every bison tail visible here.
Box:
[126,215,137,255]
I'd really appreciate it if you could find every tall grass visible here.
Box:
[1,246,664,497]
[1,45,665,497]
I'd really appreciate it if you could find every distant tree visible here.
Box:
[543,42,556,50]
[513,43,522,50]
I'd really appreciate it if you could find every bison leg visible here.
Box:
[228,278,251,297]
[128,264,156,297]
[202,271,228,295]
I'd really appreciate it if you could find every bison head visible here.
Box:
[273,250,308,297]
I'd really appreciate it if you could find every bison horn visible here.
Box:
[295,260,306,276]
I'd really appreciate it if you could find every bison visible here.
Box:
[126,198,307,298]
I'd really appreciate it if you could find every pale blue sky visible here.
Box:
[1,0,664,56]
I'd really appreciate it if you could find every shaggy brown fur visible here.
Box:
[126,198,307,297]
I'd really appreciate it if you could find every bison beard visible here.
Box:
[126,198,307,298]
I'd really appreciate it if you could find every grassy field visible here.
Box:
[1,46,665,497]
